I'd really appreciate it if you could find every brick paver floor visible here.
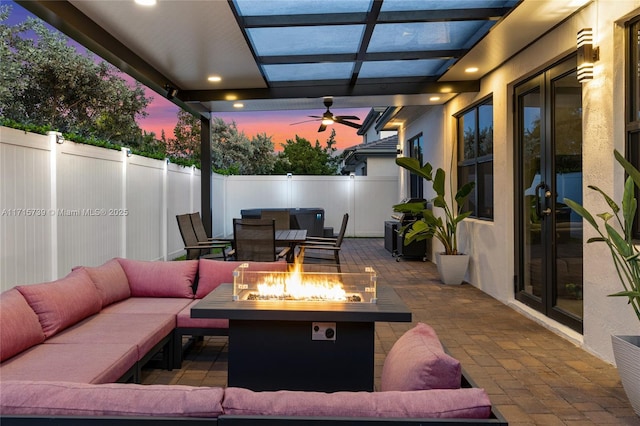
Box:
[141,238,640,425]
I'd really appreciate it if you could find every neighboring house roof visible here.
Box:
[341,135,398,174]
[357,107,387,136]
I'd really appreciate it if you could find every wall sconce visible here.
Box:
[55,134,65,144]
[349,172,355,178]
[577,28,599,82]
[126,148,132,157]
[164,84,178,100]
[286,172,293,178]
[396,144,403,155]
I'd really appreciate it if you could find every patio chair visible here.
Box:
[298,213,348,271]
[304,213,348,245]
[260,209,291,252]
[228,218,290,262]
[260,209,291,230]
[189,212,232,245]
[176,214,229,260]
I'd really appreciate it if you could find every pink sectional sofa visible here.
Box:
[0,258,507,425]
[0,258,285,383]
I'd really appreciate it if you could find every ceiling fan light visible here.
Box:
[321,118,334,125]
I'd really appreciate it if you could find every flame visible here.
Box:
[256,262,347,301]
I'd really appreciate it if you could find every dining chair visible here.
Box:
[260,209,291,253]
[260,209,291,230]
[229,218,290,262]
[176,214,229,260]
[298,213,348,271]
[189,212,232,245]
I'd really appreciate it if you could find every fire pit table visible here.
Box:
[191,264,411,392]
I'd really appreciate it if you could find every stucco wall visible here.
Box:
[367,156,398,176]
[401,1,640,363]
[579,0,640,362]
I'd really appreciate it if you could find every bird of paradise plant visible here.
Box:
[564,149,640,322]
[393,157,475,255]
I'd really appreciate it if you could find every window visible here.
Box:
[457,97,494,219]
[627,17,640,238]
[408,133,424,199]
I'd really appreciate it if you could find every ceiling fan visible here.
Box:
[291,97,361,132]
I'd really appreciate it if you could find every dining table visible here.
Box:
[223,228,307,262]
[275,229,307,262]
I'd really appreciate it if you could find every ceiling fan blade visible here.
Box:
[290,118,320,125]
[334,115,360,121]
[308,115,322,118]
[318,123,327,132]
[335,119,361,129]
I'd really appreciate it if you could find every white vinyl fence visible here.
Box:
[0,127,399,290]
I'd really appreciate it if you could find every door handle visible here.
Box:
[534,183,552,218]
[542,190,552,215]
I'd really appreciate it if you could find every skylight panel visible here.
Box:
[247,25,364,56]
[233,0,372,16]
[380,0,519,11]
[367,21,494,52]
[358,59,445,78]
[263,63,354,81]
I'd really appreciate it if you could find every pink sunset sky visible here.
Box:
[7,2,369,152]
[138,95,369,152]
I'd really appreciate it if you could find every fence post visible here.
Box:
[162,159,168,261]
[349,173,356,236]
[47,131,61,280]
[190,165,196,212]
[120,147,129,258]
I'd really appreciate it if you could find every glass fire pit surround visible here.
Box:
[232,263,377,303]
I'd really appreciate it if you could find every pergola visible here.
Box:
[16,0,588,235]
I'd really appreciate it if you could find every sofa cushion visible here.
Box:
[380,322,461,391]
[16,269,102,339]
[80,258,131,308]
[46,313,176,361]
[196,259,288,298]
[0,381,224,418]
[222,387,491,419]
[100,297,191,315]
[0,343,137,384]
[117,258,198,298]
[0,289,45,362]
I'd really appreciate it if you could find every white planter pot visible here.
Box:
[435,253,470,285]
[611,335,640,416]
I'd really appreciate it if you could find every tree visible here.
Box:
[168,109,201,160]
[248,133,277,175]
[273,129,339,175]
[210,117,276,175]
[0,6,151,147]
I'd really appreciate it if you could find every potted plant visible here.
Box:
[564,149,640,416]
[393,157,475,284]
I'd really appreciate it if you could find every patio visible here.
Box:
[141,238,639,426]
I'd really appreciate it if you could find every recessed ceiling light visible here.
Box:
[233,103,244,108]
[208,76,222,82]
[465,67,479,73]
[429,96,441,101]
[225,94,238,101]
[134,0,156,6]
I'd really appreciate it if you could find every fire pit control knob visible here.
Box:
[312,322,336,341]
